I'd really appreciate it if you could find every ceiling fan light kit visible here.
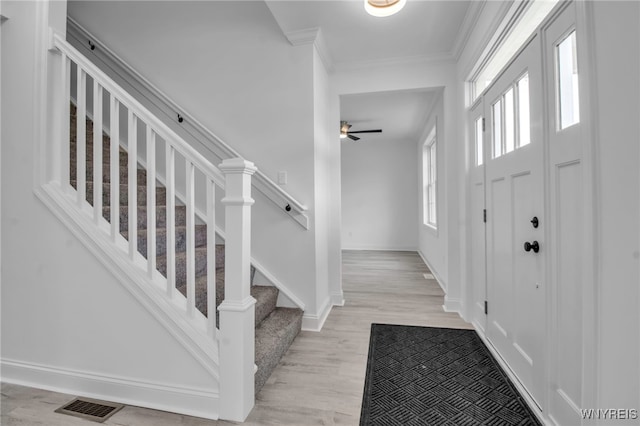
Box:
[340,121,383,141]
[364,0,407,17]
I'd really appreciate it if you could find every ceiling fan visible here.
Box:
[340,121,382,141]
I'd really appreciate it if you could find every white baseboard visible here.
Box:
[1,358,219,420]
[331,291,345,307]
[301,297,332,332]
[417,250,447,292]
[341,246,418,252]
[443,295,462,313]
[471,328,546,424]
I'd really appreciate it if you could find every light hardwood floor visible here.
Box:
[1,250,471,425]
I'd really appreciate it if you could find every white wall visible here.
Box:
[1,1,219,418]
[590,0,640,414]
[341,134,418,251]
[68,1,338,325]
[311,46,334,323]
[333,59,462,308]
[416,91,447,284]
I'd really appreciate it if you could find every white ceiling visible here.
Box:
[265,0,473,67]
[340,89,440,144]
[265,0,473,144]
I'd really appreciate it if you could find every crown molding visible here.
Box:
[451,0,486,62]
[284,27,320,46]
[284,27,334,73]
[333,52,455,73]
[463,0,523,81]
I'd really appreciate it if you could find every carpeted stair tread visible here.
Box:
[178,280,279,326]
[252,286,279,327]
[102,205,188,231]
[70,163,147,183]
[176,270,225,318]
[121,224,208,257]
[71,181,167,206]
[254,307,303,393]
[70,148,128,167]
[156,245,225,286]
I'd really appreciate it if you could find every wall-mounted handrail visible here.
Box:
[67,18,309,229]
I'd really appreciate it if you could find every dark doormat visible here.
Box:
[360,324,542,426]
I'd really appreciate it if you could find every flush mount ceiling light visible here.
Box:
[364,0,407,17]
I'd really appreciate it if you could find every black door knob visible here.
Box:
[524,241,540,253]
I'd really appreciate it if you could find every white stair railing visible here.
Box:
[51,34,256,421]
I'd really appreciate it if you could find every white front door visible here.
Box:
[484,35,546,408]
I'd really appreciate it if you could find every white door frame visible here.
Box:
[464,1,599,424]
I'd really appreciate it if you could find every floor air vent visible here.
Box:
[55,397,124,423]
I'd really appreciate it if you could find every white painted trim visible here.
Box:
[463,1,523,82]
[1,359,219,420]
[33,184,220,380]
[284,27,320,46]
[66,18,309,229]
[331,291,345,307]
[301,297,332,332]
[573,0,600,412]
[33,2,49,188]
[451,0,486,61]
[418,250,446,293]
[333,52,455,73]
[442,296,462,314]
[341,246,418,252]
[472,326,547,425]
[284,27,334,73]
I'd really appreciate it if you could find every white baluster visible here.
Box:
[165,144,176,297]
[185,161,196,317]
[206,178,217,337]
[146,128,157,278]
[59,54,71,190]
[109,97,120,240]
[93,81,103,223]
[127,110,138,259]
[218,158,257,422]
[76,67,87,207]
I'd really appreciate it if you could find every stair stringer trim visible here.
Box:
[34,183,221,382]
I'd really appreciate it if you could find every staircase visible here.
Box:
[69,103,303,394]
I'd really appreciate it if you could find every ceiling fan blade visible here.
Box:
[347,129,382,134]
[348,134,360,141]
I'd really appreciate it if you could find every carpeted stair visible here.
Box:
[69,104,302,393]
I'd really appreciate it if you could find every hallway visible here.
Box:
[1,251,470,425]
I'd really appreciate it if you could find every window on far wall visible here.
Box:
[423,127,437,228]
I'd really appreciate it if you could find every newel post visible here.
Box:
[218,158,257,422]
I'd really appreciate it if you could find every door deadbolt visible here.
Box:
[531,216,539,228]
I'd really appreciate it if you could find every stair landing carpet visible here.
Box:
[360,324,542,426]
